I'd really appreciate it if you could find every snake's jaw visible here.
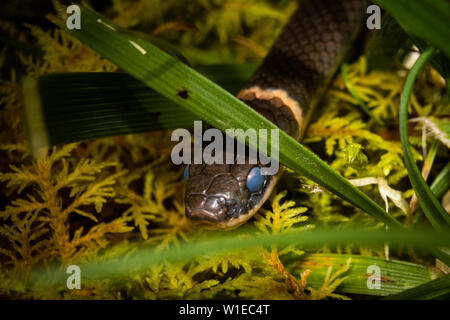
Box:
[187,209,224,222]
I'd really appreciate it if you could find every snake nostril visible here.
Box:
[186,195,227,220]
[186,195,229,223]
[204,197,224,212]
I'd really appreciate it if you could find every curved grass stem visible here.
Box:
[399,47,449,232]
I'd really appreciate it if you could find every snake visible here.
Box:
[184,0,368,229]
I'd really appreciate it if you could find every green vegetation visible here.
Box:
[0,0,449,299]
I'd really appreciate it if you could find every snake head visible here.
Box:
[184,161,272,229]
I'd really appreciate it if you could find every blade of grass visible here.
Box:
[413,161,450,226]
[399,47,450,231]
[290,253,431,296]
[373,0,450,57]
[430,161,450,200]
[28,228,450,288]
[382,274,450,300]
[409,140,439,215]
[44,5,402,229]
[26,64,256,145]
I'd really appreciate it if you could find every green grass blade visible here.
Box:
[399,47,449,231]
[382,274,450,300]
[430,161,450,200]
[30,73,197,144]
[25,64,256,145]
[28,228,450,288]
[45,6,402,228]
[290,253,431,296]
[373,0,450,57]
[414,162,450,225]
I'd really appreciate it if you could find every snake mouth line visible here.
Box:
[188,208,227,223]
[189,209,255,230]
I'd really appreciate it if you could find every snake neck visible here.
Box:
[237,87,302,140]
[238,0,369,139]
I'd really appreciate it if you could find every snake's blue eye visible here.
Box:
[246,167,263,192]
[184,164,190,182]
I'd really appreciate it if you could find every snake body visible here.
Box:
[185,0,368,228]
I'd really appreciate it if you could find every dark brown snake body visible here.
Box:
[185,0,369,228]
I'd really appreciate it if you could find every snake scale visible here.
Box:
[185,0,369,228]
